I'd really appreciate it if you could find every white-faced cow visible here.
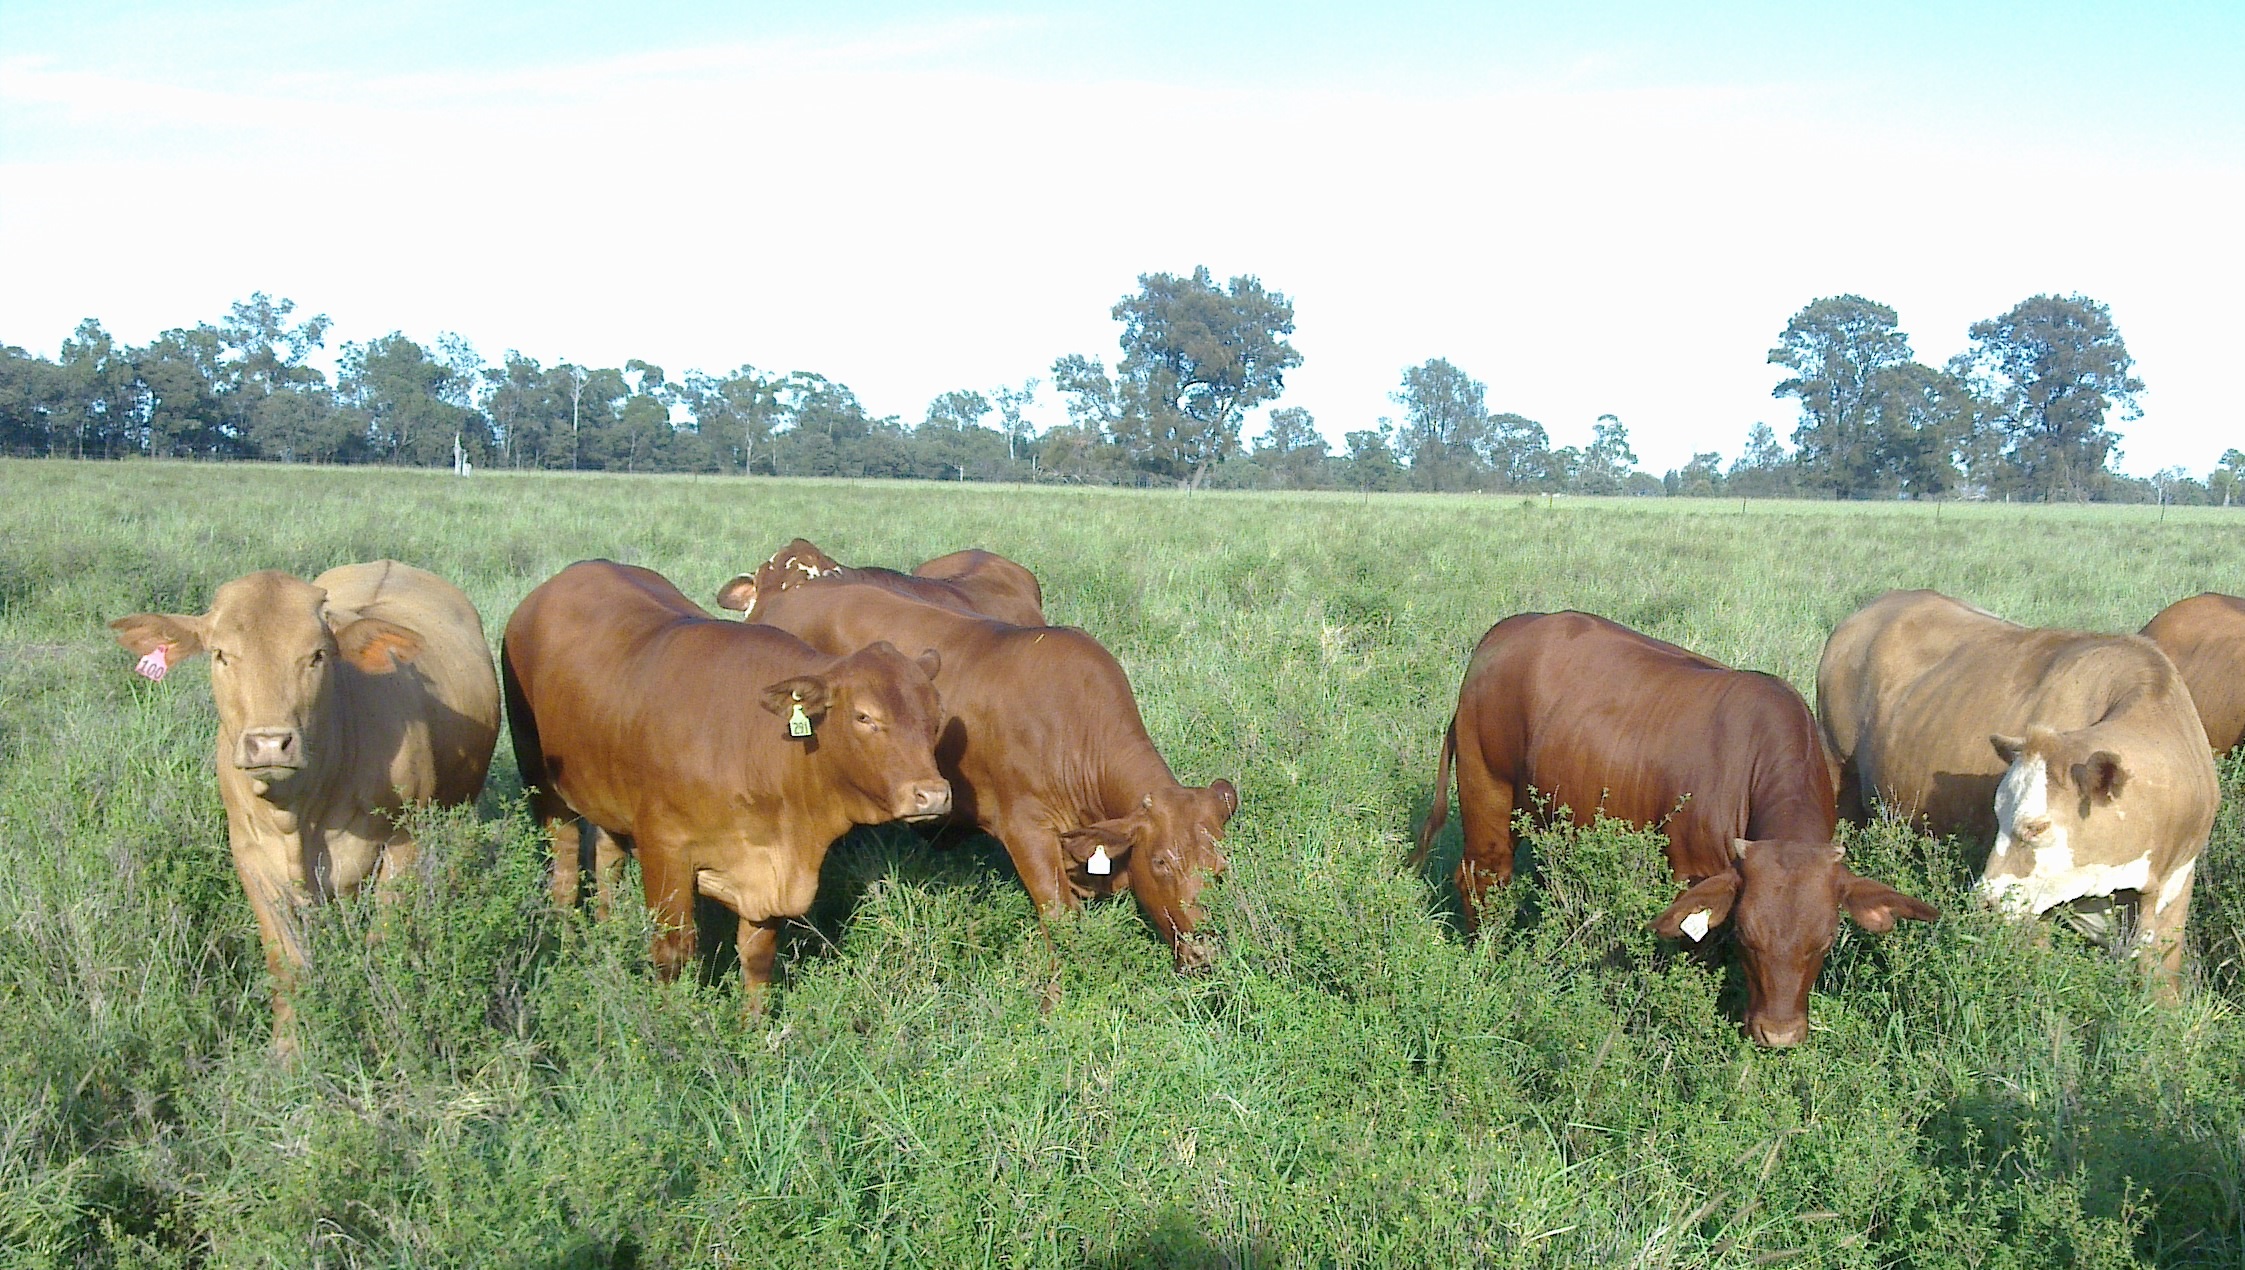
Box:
[1818,589,2216,989]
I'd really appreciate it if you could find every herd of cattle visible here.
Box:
[108,545,2245,1050]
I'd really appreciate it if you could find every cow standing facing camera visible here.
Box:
[502,560,953,1012]
[111,560,500,1050]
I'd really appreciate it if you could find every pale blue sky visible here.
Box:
[5,2,2240,472]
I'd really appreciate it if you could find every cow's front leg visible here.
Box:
[2139,864,2196,1003]
[637,845,698,983]
[232,841,310,1056]
[737,916,786,1018]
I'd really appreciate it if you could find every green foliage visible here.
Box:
[1957,293,2146,502]
[5,463,2245,1266]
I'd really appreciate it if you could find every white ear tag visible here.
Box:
[1087,845,1112,876]
[788,702,813,738]
[1680,909,1712,942]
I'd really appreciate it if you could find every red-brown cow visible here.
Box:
[1414,611,1936,1047]
[740,579,1233,970]
[716,538,1045,627]
[502,560,952,1010]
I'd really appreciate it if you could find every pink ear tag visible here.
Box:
[134,647,171,682]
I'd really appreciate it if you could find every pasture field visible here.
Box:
[9,458,2245,1269]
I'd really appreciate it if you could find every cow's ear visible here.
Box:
[715,575,757,613]
[333,617,424,673]
[1061,822,1136,871]
[110,612,208,660]
[2076,751,2128,802]
[1839,874,1939,933]
[914,647,942,680]
[760,675,829,719]
[1653,872,1739,942]
[1991,734,2028,766]
[1208,778,1239,821]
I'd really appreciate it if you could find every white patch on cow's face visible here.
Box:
[2156,858,2196,914]
[1978,843,2153,915]
[1680,908,1713,942]
[1991,756,2054,863]
[787,558,836,580]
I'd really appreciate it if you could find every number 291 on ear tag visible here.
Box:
[788,702,813,737]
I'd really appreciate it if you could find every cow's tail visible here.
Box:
[1409,718,1458,870]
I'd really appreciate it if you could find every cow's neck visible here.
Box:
[1743,758,1836,843]
[1089,728,1182,820]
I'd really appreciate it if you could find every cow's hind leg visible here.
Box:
[1453,765,1517,936]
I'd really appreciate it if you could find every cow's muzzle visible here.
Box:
[235,727,305,779]
[1747,1014,1808,1049]
[897,779,952,823]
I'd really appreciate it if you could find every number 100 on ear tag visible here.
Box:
[788,702,813,738]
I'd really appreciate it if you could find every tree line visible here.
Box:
[1,276,2227,502]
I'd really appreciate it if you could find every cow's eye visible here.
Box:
[210,649,228,667]
[307,649,325,667]
[855,711,877,728]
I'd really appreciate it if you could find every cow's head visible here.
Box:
[112,571,424,792]
[760,640,950,824]
[1653,839,1936,1048]
[1062,779,1238,972]
[717,538,844,619]
[1978,727,2147,915]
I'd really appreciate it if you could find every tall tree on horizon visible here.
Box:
[1768,295,1915,499]
[1392,358,1489,492]
[1055,266,1301,489]
[1955,293,2143,500]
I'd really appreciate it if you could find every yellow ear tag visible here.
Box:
[1087,845,1112,876]
[788,701,813,738]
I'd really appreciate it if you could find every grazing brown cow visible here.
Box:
[2142,592,2245,754]
[715,538,1045,627]
[111,561,500,1047]
[1819,589,2217,987]
[744,579,1233,969]
[1414,611,1934,1047]
[502,560,952,1009]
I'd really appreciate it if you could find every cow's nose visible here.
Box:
[236,727,303,771]
[1748,1016,1807,1049]
[1173,932,1219,974]
[903,779,952,821]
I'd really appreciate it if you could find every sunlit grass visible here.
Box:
[4,457,2244,1266]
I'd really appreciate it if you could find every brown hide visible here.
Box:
[716,538,1045,627]
[110,561,500,1048]
[1818,589,2215,986]
[748,579,1232,970]
[1417,611,1932,1047]
[502,560,952,1009]
[2142,592,2245,754]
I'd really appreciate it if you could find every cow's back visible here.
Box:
[1459,612,1823,877]
[2143,592,2245,754]
[313,559,499,804]
[913,549,1045,626]
[1820,589,2205,841]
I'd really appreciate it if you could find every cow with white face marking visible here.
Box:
[1818,590,2217,989]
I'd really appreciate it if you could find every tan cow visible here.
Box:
[111,561,501,1045]
[1817,590,2216,985]
[2142,592,2245,755]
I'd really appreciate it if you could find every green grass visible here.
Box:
[6,459,2245,1267]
